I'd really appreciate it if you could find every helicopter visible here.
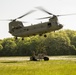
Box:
[2,7,76,40]
[8,7,63,40]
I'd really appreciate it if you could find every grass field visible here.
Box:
[0,56,76,75]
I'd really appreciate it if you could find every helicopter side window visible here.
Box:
[47,23,52,27]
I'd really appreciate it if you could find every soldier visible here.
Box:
[30,51,37,61]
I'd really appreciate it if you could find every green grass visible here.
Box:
[0,59,76,75]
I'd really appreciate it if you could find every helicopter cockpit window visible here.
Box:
[11,22,24,30]
[16,22,24,29]
[47,23,52,27]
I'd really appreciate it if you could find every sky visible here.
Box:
[0,0,76,39]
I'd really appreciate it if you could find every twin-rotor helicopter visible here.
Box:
[1,7,76,40]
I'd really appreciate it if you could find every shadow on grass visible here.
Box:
[0,61,19,63]
[0,60,30,63]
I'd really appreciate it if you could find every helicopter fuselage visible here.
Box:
[9,20,63,38]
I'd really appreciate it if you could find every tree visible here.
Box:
[44,30,76,55]
[0,30,76,56]
[2,38,16,56]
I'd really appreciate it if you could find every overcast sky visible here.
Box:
[0,0,76,39]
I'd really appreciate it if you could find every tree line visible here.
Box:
[0,29,76,56]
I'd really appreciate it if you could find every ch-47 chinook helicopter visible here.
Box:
[1,7,76,40]
[8,8,63,40]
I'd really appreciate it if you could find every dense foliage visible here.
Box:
[0,30,76,56]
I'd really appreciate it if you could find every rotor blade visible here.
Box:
[0,19,28,23]
[36,7,54,15]
[0,19,13,21]
[14,10,36,20]
[57,13,76,17]
[37,16,51,20]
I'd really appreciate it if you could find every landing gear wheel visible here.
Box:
[22,37,24,40]
[44,57,49,61]
[44,34,47,37]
